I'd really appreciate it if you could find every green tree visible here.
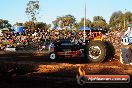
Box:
[52,16,61,29]
[92,16,108,29]
[78,18,92,27]
[109,11,132,31]
[25,0,40,22]
[52,14,76,29]
[63,15,76,27]
[93,16,106,22]
[109,11,123,31]
[0,19,12,29]
[23,21,36,31]
[124,11,132,22]
[36,22,51,31]
[23,21,51,32]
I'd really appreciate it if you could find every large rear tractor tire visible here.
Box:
[85,41,107,63]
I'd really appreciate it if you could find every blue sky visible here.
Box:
[0,0,131,25]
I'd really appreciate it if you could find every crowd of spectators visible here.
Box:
[0,28,48,51]
[0,28,85,51]
[0,27,122,51]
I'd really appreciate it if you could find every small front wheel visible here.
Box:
[49,52,57,60]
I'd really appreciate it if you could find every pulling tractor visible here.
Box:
[49,29,115,63]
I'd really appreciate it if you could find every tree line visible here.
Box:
[1,0,132,33]
[1,10,132,32]
[23,0,132,32]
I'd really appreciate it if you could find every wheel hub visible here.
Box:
[89,46,101,60]
[50,53,56,60]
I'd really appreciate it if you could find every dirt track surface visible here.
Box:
[0,53,132,88]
